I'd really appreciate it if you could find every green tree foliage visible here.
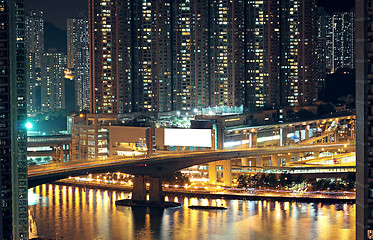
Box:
[311,175,355,192]
[237,174,249,188]
[162,171,190,185]
[293,174,306,187]
[279,173,293,188]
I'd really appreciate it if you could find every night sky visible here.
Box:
[24,0,87,30]
[25,0,355,31]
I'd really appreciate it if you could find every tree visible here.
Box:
[342,173,355,190]
[236,174,249,188]
[259,174,269,187]
[279,173,293,188]
[293,174,306,188]
[162,171,190,185]
[247,174,260,188]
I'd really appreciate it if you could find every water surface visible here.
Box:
[29,184,355,240]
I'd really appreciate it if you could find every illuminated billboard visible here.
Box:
[164,129,212,147]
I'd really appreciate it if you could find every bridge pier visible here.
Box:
[285,153,292,164]
[148,177,164,202]
[255,156,262,167]
[222,160,231,186]
[208,160,231,186]
[209,162,217,184]
[241,157,250,166]
[132,176,165,202]
[132,176,147,201]
[270,155,277,167]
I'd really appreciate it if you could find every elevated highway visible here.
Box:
[28,142,354,187]
[28,142,355,203]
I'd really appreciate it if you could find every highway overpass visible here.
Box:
[28,142,354,187]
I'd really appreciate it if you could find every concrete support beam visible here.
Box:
[241,157,250,166]
[335,130,340,143]
[223,160,231,186]
[285,154,292,164]
[148,177,164,202]
[132,176,146,201]
[270,155,277,167]
[255,156,262,167]
[208,162,217,184]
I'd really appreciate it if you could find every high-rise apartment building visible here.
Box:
[89,0,121,114]
[356,1,373,239]
[25,10,44,114]
[324,10,355,73]
[280,0,318,106]
[89,0,318,114]
[209,0,245,108]
[41,53,67,112]
[172,0,210,111]
[245,0,280,111]
[67,18,90,111]
[0,0,29,239]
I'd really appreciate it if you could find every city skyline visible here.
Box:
[23,0,355,31]
[21,0,357,117]
[0,0,362,239]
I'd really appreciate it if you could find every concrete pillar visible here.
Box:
[270,155,277,167]
[241,157,250,166]
[249,133,253,148]
[148,177,164,202]
[335,129,340,143]
[314,151,320,158]
[209,162,217,184]
[132,176,147,202]
[255,156,262,167]
[69,143,72,162]
[285,154,292,164]
[250,133,257,148]
[223,160,231,186]
[59,148,64,161]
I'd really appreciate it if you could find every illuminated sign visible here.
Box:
[224,118,240,122]
[223,139,250,148]
[27,147,53,151]
[164,129,212,147]
[257,135,280,143]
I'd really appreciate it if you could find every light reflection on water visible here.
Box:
[29,184,355,240]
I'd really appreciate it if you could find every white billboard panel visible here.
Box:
[164,129,212,147]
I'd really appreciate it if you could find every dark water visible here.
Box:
[29,184,355,240]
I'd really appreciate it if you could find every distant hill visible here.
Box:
[44,21,67,54]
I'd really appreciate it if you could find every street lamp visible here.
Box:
[26,122,32,130]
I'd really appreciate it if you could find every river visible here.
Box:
[28,184,355,240]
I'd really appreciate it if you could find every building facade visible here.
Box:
[67,18,90,112]
[25,10,44,115]
[40,52,67,112]
[244,0,280,111]
[324,10,355,73]
[0,0,29,239]
[280,0,318,107]
[356,1,373,239]
[89,0,318,114]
